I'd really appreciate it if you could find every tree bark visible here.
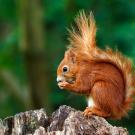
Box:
[17,0,51,111]
[0,105,128,135]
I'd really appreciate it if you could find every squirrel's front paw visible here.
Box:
[58,81,69,89]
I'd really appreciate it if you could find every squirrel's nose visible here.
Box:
[57,76,64,83]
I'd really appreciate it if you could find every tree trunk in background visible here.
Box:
[18,0,51,112]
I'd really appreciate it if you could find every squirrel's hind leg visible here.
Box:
[83,81,114,118]
[83,107,111,118]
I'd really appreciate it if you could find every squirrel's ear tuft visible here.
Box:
[70,50,76,63]
[65,49,76,63]
[68,10,97,54]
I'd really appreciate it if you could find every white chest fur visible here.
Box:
[87,96,95,107]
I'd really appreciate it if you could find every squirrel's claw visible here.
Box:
[83,107,93,117]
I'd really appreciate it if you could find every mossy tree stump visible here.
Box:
[0,105,128,135]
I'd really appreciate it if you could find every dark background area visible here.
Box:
[0,0,135,134]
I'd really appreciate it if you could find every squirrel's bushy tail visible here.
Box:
[96,48,135,119]
[89,47,135,119]
[68,11,135,118]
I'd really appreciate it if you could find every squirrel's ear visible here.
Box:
[65,49,76,63]
[70,51,76,63]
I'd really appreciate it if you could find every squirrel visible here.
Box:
[57,11,135,119]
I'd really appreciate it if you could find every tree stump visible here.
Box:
[0,105,128,135]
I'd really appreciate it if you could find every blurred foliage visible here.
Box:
[0,0,135,134]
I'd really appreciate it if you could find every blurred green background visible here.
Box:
[0,0,135,134]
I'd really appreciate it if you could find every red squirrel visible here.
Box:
[57,11,135,119]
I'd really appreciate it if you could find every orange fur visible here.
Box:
[57,11,135,119]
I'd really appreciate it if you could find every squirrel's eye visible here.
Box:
[62,65,69,73]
